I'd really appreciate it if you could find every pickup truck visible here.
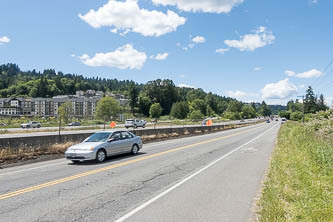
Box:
[125,119,146,129]
[21,121,41,128]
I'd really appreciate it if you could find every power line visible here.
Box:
[312,59,333,89]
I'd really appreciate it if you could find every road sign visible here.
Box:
[110,121,116,128]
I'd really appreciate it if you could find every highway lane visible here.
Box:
[0,121,279,222]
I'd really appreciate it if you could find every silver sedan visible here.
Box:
[65,131,143,163]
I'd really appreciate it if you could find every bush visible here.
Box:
[189,110,204,120]
[223,111,241,120]
[290,111,303,121]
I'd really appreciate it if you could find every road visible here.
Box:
[0,119,259,138]
[0,121,279,222]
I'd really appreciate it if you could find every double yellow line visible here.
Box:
[0,124,264,201]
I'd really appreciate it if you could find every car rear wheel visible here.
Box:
[96,149,106,163]
[131,144,139,155]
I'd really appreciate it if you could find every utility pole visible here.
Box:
[297,95,305,123]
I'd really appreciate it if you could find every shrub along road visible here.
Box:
[0,121,279,222]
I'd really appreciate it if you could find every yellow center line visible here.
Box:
[0,124,265,200]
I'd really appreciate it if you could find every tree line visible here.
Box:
[279,86,329,121]
[1,63,277,120]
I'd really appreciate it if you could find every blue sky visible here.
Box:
[1,0,332,105]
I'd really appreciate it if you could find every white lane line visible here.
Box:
[114,124,278,222]
[0,161,67,177]
[0,123,265,177]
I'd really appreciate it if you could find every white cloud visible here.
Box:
[79,0,186,37]
[178,83,196,88]
[312,0,318,4]
[79,44,147,70]
[285,69,322,78]
[152,0,244,14]
[192,36,206,44]
[216,48,230,54]
[261,78,297,99]
[254,67,263,71]
[224,26,275,51]
[285,70,295,76]
[150,52,168,60]
[0,36,10,45]
[226,90,259,102]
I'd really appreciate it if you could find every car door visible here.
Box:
[107,132,123,156]
[120,131,134,153]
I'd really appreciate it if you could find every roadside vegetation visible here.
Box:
[258,110,333,221]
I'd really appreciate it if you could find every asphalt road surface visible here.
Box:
[0,121,279,222]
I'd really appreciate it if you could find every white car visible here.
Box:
[21,121,41,128]
[65,131,143,163]
[125,119,146,129]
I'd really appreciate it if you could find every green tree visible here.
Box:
[96,97,121,130]
[259,101,272,116]
[189,110,204,120]
[190,99,206,115]
[279,110,291,120]
[144,79,178,115]
[227,101,243,113]
[149,103,163,119]
[241,105,256,119]
[317,94,328,111]
[304,86,318,114]
[138,95,151,117]
[129,84,139,115]
[290,111,303,121]
[58,102,73,124]
[170,101,189,119]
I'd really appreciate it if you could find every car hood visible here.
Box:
[69,142,105,150]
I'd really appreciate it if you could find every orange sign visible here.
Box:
[206,119,213,126]
[110,121,116,128]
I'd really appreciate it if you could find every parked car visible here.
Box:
[68,122,81,126]
[0,123,6,126]
[266,119,271,123]
[281,118,287,124]
[65,131,143,163]
[21,121,41,128]
[125,119,146,128]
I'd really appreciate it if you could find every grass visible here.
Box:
[0,142,75,162]
[257,111,333,221]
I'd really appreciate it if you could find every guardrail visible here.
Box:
[0,119,264,152]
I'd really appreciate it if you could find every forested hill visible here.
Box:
[0,63,272,117]
[0,63,143,98]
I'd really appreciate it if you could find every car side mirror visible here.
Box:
[108,138,116,142]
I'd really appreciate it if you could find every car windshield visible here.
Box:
[85,132,111,142]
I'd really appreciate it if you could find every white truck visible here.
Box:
[125,119,146,129]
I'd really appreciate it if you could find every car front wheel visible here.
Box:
[96,149,106,163]
[131,144,139,155]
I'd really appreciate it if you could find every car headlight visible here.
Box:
[89,146,95,151]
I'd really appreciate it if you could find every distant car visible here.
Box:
[21,121,41,128]
[65,131,143,163]
[240,119,245,122]
[281,118,287,124]
[125,119,146,128]
[266,119,271,123]
[275,119,279,121]
[68,122,81,126]
[0,123,6,126]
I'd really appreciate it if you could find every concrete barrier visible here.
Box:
[0,120,263,152]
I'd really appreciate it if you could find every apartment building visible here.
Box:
[0,92,128,117]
